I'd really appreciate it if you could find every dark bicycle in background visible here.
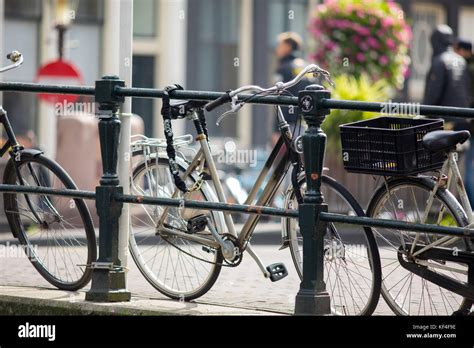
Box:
[0,51,96,290]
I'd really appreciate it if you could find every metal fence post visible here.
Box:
[294,84,332,315]
[85,76,131,302]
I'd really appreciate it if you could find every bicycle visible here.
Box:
[340,116,474,315]
[128,65,382,315]
[0,52,96,290]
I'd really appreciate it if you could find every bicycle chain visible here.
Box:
[160,233,241,268]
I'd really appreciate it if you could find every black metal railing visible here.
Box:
[1,77,474,314]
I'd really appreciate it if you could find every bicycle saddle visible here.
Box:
[170,100,207,119]
[422,130,470,152]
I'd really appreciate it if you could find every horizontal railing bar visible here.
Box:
[1,81,474,118]
[0,82,299,106]
[321,99,474,118]
[0,182,472,237]
[114,87,299,106]
[0,184,96,200]
[0,82,95,95]
[116,193,299,218]
[0,184,297,217]
[320,212,474,238]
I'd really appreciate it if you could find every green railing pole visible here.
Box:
[85,76,131,302]
[294,85,332,315]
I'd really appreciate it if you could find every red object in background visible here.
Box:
[36,60,83,104]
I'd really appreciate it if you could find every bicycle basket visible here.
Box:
[339,116,445,176]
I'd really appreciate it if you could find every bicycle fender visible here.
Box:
[2,149,44,239]
[17,148,44,158]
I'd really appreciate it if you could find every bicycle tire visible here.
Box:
[367,176,472,315]
[285,175,382,316]
[129,156,224,300]
[3,152,96,290]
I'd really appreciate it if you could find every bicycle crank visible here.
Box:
[221,233,242,266]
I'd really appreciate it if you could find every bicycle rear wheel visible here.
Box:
[3,152,96,290]
[129,157,224,300]
[367,177,472,315]
[285,175,382,315]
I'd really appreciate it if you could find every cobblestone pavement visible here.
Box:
[0,228,396,315]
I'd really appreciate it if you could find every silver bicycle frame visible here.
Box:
[405,151,472,273]
[142,113,294,277]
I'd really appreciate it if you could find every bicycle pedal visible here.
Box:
[187,214,208,234]
[202,246,216,254]
[266,263,288,282]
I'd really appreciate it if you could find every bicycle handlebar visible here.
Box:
[203,64,333,114]
[234,64,331,97]
[204,92,232,112]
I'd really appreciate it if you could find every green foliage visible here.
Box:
[322,74,393,152]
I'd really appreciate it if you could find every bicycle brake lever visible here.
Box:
[216,95,242,126]
[315,68,335,88]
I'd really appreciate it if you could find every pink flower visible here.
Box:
[353,35,362,44]
[367,36,379,49]
[356,52,366,62]
[381,17,394,28]
[325,41,337,51]
[343,19,352,29]
[310,23,323,36]
[379,55,389,65]
[403,66,410,78]
[386,38,396,50]
[403,26,413,41]
[333,19,348,29]
[311,18,321,27]
[355,25,371,36]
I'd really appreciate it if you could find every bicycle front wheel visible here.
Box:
[285,175,382,315]
[367,177,472,315]
[129,157,224,300]
[3,152,96,290]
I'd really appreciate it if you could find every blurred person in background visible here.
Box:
[423,25,473,204]
[423,25,471,109]
[272,32,313,144]
[423,24,474,204]
[270,32,314,219]
[454,38,474,107]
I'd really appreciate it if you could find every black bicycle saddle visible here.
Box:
[422,130,470,153]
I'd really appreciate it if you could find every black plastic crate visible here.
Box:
[339,116,445,176]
